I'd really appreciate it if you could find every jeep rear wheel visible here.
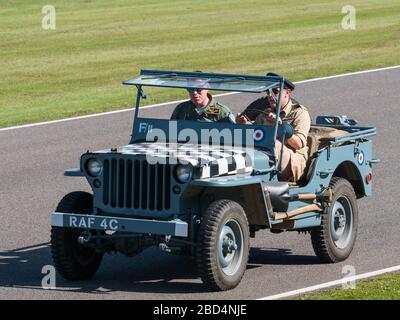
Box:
[51,191,103,280]
[311,177,359,263]
[196,200,250,291]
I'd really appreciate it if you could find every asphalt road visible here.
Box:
[0,67,399,300]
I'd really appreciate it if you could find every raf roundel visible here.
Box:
[253,129,264,142]
[357,151,364,165]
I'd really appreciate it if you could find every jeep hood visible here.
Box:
[94,142,256,179]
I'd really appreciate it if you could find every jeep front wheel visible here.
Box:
[311,177,359,263]
[51,191,103,280]
[196,200,250,291]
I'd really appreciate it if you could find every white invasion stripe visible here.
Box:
[210,150,230,159]
[1,65,399,132]
[202,165,210,178]
[216,158,228,174]
[195,154,215,163]
[257,264,400,300]
[233,154,246,170]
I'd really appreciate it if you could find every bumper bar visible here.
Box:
[51,212,188,237]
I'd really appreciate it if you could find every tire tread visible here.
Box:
[311,177,358,263]
[196,200,249,291]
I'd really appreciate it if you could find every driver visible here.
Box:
[236,75,311,182]
[170,80,235,123]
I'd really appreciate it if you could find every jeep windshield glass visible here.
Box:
[123,70,282,93]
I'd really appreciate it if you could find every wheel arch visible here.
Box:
[332,161,365,199]
[188,183,270,228]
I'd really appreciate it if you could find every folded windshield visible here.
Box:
[123,70,282,93]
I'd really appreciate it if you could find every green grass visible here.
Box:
[1,0,399,127]
[299,273,400,300]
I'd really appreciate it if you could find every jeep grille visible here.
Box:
[102,159,171,211]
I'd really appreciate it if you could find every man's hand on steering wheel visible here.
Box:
[264,110,282,125]
[237,108,282,125]
[235,113,252,124]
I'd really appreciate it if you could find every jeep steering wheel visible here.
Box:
[239,108,275,123]
[240,108,294,140]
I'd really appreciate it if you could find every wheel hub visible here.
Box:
[222,239,238,254]
[330,196,353,249]
[334,209,346,233]
[218,220,244,276]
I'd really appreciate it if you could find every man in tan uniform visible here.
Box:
[236,75,311,182]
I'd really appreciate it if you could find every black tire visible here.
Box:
[51,191,103,280]
[311,177,359,263]
[196,200,250,291]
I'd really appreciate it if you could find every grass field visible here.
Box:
[1,0,399,128]
[300,273,400,300]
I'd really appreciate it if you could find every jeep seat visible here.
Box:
[302,126,349,182]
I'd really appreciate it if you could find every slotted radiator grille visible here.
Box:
[102,159,171,211]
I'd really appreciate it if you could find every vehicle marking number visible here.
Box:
[100,218,118,230]
[69,216,118,230]
[139,122,153,133]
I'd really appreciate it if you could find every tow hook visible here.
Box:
[159,243,171,253]
[77,232,91,244]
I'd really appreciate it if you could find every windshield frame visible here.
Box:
[125,69,287,172]
[123,69,283,93]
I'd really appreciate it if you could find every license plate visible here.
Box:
[67,215,119,231]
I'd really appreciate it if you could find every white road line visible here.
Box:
[1,65,399,133]
[294,65,400,84]
[14,244,49,253]
[258,265,400,300]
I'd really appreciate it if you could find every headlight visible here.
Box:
[86,159,103,177]
[175,164,192,183]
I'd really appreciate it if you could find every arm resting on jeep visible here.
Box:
[286,134,303,150]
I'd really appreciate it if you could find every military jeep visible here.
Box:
[51,70,378,291]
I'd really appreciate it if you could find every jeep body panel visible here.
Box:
[271,134,374,230]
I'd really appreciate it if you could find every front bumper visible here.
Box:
[51,212,188,237]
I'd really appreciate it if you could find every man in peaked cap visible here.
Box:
[236,73,311,182]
